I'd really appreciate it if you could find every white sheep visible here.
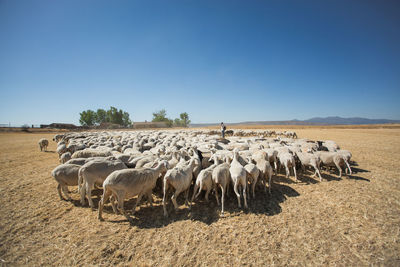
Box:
[295,151,322,181]
[211,155,231,215]
[278,152,298,181]
[244,157,260,198]
[53,134,65,142]
[98,160,169,221]
[163,158,197,217]
[252,151,273,193]
[60,152,72,164]
[315,151,352,177]
[263,148,278,174]
[229,149,248,209]
[56,144,68,158]
[38,138,49,152]
[51,164,81,200]
[71,149,112,159]
[78,159,127,208]
[191,161,217,202]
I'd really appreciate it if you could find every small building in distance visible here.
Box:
[40,123,79,129]
[133,122,168,129]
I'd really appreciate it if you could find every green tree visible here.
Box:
[173,112,191,127]
[79,110,96,126]
[152,109,168,122]
[95,108,107,124]
[152,109,172,127]
[179,112,191,127]
[80,107,132,127]
[106,106,123,125]
[122,111,132,127]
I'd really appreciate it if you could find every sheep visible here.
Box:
[337,150,352,174]
[211,155,231,215]
[252,151,273,193]
[78,159,127,208]
[295,151,322,181]
[53,134,65,142]
[277,152,298,182]
[38,138,49,152]
[190,147,202,180]
[244,157,260,198]
[191,162,217,203]
[163,158,197,217]
[167,151,180,169]
[135,155,158,168]
[229,149,248,209]
[71,149,112,159]
[98,160,169,221]
[323,140,340,152]
[60,152,72,164]
[263,148,278,174]
[65,156,117,166]
[51,164,81,200]
[315,151,352,177]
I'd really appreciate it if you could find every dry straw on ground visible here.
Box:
[0,126,399,266]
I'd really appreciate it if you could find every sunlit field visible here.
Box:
[0,126,399,266]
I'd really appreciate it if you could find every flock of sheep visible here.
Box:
[40,129,353,222]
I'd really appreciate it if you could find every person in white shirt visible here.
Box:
[221,122,226,138]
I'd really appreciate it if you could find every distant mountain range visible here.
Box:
[190,116,400,127]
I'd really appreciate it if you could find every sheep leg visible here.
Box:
[293,166,297,181]
[214,184,220,206]
[86,183,95,209]
[285,165,290,179]
[314,166,322,182]
[334,161,342,177]
[184,188,191,210]
[233,181,241,208]
[61,186,71,201]
[205,187,211,202]
[191,183,200,202]
[262,174,267,193]
[344,159,352,176]
[80,182,86,206]
[146,191,153,207]
[116,193,132,222]
[57,184,64,200]
[131,192,143,215]
[220,184,225,215]
[98,188,112,221]
[242,182,248,209]
[110,195,118,214]
[274,161,278,175]
[171,188,182,211]
[163,179,169,217]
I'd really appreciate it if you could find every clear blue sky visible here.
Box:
[0,0,399,125]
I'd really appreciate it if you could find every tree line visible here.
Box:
[79,107,190,128]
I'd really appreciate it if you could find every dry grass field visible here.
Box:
[0,126,400,266]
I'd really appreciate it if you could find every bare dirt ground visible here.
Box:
[0,127,399,266]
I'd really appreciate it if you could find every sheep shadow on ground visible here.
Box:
[346,175,370,182]
[351,167,370,174]
[244,183,300,216]
[75,164,369,228]
[44,150,56,153]
[95,182,300,228]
